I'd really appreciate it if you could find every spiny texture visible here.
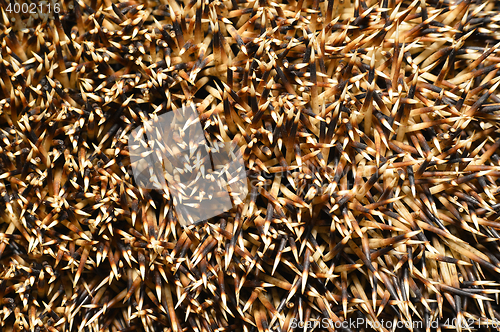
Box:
[2,0,500,331]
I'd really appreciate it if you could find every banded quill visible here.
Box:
[1,0,500,332]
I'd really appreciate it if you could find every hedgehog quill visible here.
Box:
[2,0,500,331]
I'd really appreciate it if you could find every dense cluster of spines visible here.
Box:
[2,0,500,331]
